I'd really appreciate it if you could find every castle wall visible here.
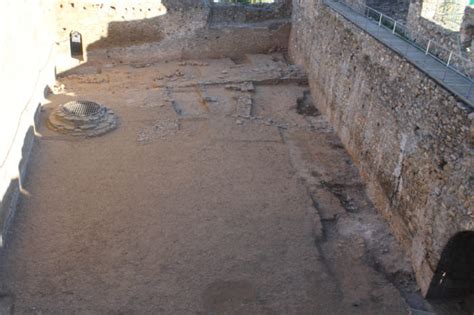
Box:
[289,0,473,295]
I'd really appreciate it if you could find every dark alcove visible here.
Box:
[70,31,84,59]
[427,231,474,299]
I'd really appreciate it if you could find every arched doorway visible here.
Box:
[427,231,474,299]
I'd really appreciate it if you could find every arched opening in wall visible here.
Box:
[427,231,474,300]
[70,31,84,60]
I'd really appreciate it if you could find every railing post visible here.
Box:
[365,8,369,29]
[447,51,453,67]
[467,81,473,99]
[324,0,474,105]
[442,62,449,80]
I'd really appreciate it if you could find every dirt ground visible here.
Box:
[0,54,454,314]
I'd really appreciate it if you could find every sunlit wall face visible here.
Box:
[0,0,57,208]
[421,0,472,31]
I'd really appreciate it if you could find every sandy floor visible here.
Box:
[0,55,433,314]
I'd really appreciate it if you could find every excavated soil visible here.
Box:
[0,55,451,314]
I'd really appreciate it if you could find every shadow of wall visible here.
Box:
[86,19,166,49]
[209,0,292,24]
[427,231,474,300]
[366,0,410,22]
[85,0,210,50]
[56,0,291,71]
[0,117,40,248]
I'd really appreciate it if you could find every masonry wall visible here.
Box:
[406,0,461,54]
[367,0,410,22]
[53,0,205,71]
[54,0,291,72]
[0,0,58,245]
[289,0,473,296]
[209,0,291,23]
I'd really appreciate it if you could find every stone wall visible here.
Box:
[53,0,207,71]
[407,0,460,52]
[461,7,474,51]
[209,0,291,23]
[53,0,291,72]
[366,0,410,22]
[80,20,290,68]
[289,0,473,296]
[406,1,474,73]
[0,0,57,245]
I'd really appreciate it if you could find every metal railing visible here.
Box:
[332,0,474,83]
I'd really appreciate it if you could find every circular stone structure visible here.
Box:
[48,100,117,137]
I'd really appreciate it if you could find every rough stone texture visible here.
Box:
[367,0,474,63]
[48,101,118,137]
[53,0,291,72]
[289,0,473,297]
[340,0,409,23]
[461,6,474,51]
[406,0,462,54]
[405,0,474,72]
[366,0,410,22]
[209,0,292,23]
[83,19,291,68]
